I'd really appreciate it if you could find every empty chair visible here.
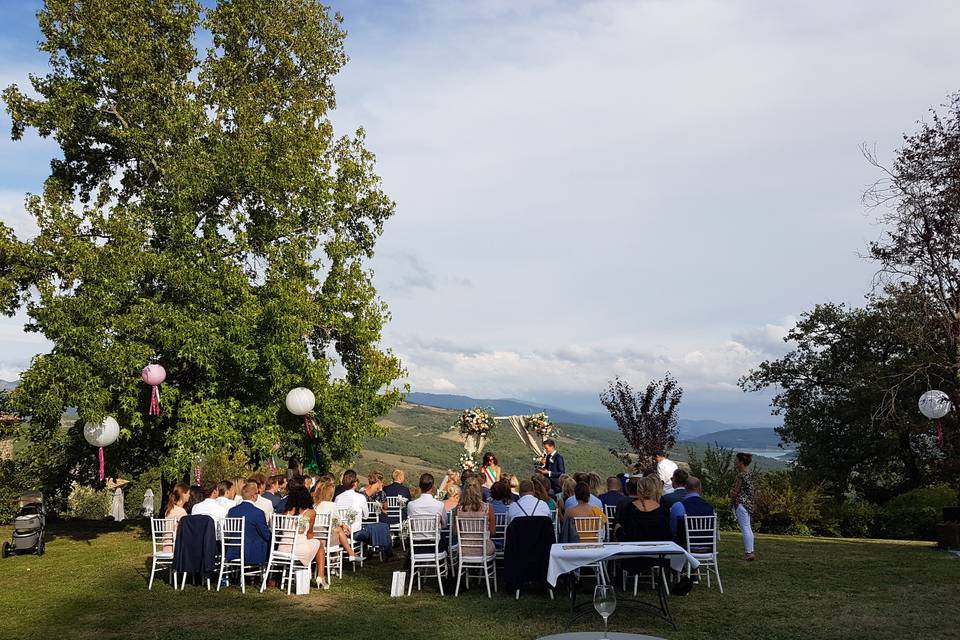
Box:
[684,514,722,593]
[503,516,555,600]
[148,517,176,590]
[407,515,448,595]
[572,516,607,584]
[603,504,618,541]
[492,512,508,561]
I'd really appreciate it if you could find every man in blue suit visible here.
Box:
[226,481,272,567]
[668,476,715,546]
[537,439,566,495]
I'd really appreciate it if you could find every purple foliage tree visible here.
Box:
[600,373,683,471]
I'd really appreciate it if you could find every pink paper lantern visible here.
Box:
[142,364,166,416]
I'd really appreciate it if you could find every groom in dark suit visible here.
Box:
[538,439,566,495]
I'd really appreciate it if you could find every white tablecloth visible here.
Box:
[546,541,699,587]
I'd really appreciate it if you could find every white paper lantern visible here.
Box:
[918,390,952,420]
[285,387,316,416]
[83,416,120,447]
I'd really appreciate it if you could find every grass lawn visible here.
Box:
[0,520,956,640]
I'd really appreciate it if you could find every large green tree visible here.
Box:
[741,290,955,502]
[0,0,404,503]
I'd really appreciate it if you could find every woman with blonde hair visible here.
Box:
[313,478,360,566]
[439,469,461,495]
[442,483,461,512]
[614,476,671,573]
[454,483,495,557]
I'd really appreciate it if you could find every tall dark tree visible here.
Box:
[741,290,956,502]
[601,374,682,471]
[0,0,404,505]
[864,92,960,415]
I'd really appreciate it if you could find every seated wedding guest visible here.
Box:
[455,483,496,558]
[614,476,671,574]
[334,469,394,560]
[186,485,203,513]
[439,469,461,495]
[563,477,603,511]
[215,480,236,511]
[383,469,412,500]
[262,476,283,509]
[406,473,448,549]
[565,481,608,542]
[461,469,491,502]
[490,480,512,516]
[507,474,521,501]
[229,476,245,504]
[333,470,354,498]
[191,481,229,522]
[163,483,190,552]
[364,470,387,503]
[669,476,715,539]
[247,474,275,522]
[226,482,272,568]
[588,473,604,497]
[531,475,558,515]
[507,480,552,523]
[599,476,629,507]
[281,484,329,589]
[660,469,690,509]
[313,478,360,562]
[557,476,576,520]
[442,484,461,512]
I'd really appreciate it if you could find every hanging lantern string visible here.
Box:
[304,414,314,440]
[149,384,161,416]
[936,419,945,449]
[195,463,201,484]
[98,447,105,481]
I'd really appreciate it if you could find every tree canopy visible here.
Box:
[0,0,404,502]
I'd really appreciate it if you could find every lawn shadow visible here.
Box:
[42,517,151,545]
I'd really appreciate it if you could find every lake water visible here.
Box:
[744,448,796,460]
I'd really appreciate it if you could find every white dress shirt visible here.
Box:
[215,496,236,511]
[254,495,274,523]
[405,493,448,535]
[507,494,552,523]
[657,458,679,493]
[334,488,369,532]
[191,497,229,523]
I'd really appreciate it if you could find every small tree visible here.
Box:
[600,374,683,471]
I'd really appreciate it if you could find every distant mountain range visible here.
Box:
[406,391,787,452]
[0,379,17,392]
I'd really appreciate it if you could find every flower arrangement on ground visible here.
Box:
[458,451,478,472]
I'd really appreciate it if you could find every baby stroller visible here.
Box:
[2,497,45,557]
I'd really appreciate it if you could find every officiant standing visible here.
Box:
[538,439,565,495]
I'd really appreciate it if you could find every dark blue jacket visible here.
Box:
[261,491,283,510]
[383,482,412,500]
[544,452,565,494]
[226,501,272,565]
[660,488,689,509]
[598,490,628,507]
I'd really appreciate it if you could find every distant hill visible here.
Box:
[359,401,788,482]
[0,379,17,392]
[406,391,778,440]
[691,428,785,450]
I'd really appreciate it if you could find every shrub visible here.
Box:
[878,484,958,540]
[67,484,111,520]
[704,494,735,529]
[839,499,880,538]
[753,471,823,534]
[686,444,737,496]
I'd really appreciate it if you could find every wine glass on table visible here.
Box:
[593,584,616,638]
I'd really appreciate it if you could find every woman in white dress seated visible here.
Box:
[312,478,359,563]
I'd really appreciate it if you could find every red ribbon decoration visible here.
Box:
[936,419,944,449]
[98,447,105,481]
[304,415,314,440]
[148,385,161,416]
[195,464,202,484]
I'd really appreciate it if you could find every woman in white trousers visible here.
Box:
[730,452,756,561]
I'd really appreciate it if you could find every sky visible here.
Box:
[1,1,960,423]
